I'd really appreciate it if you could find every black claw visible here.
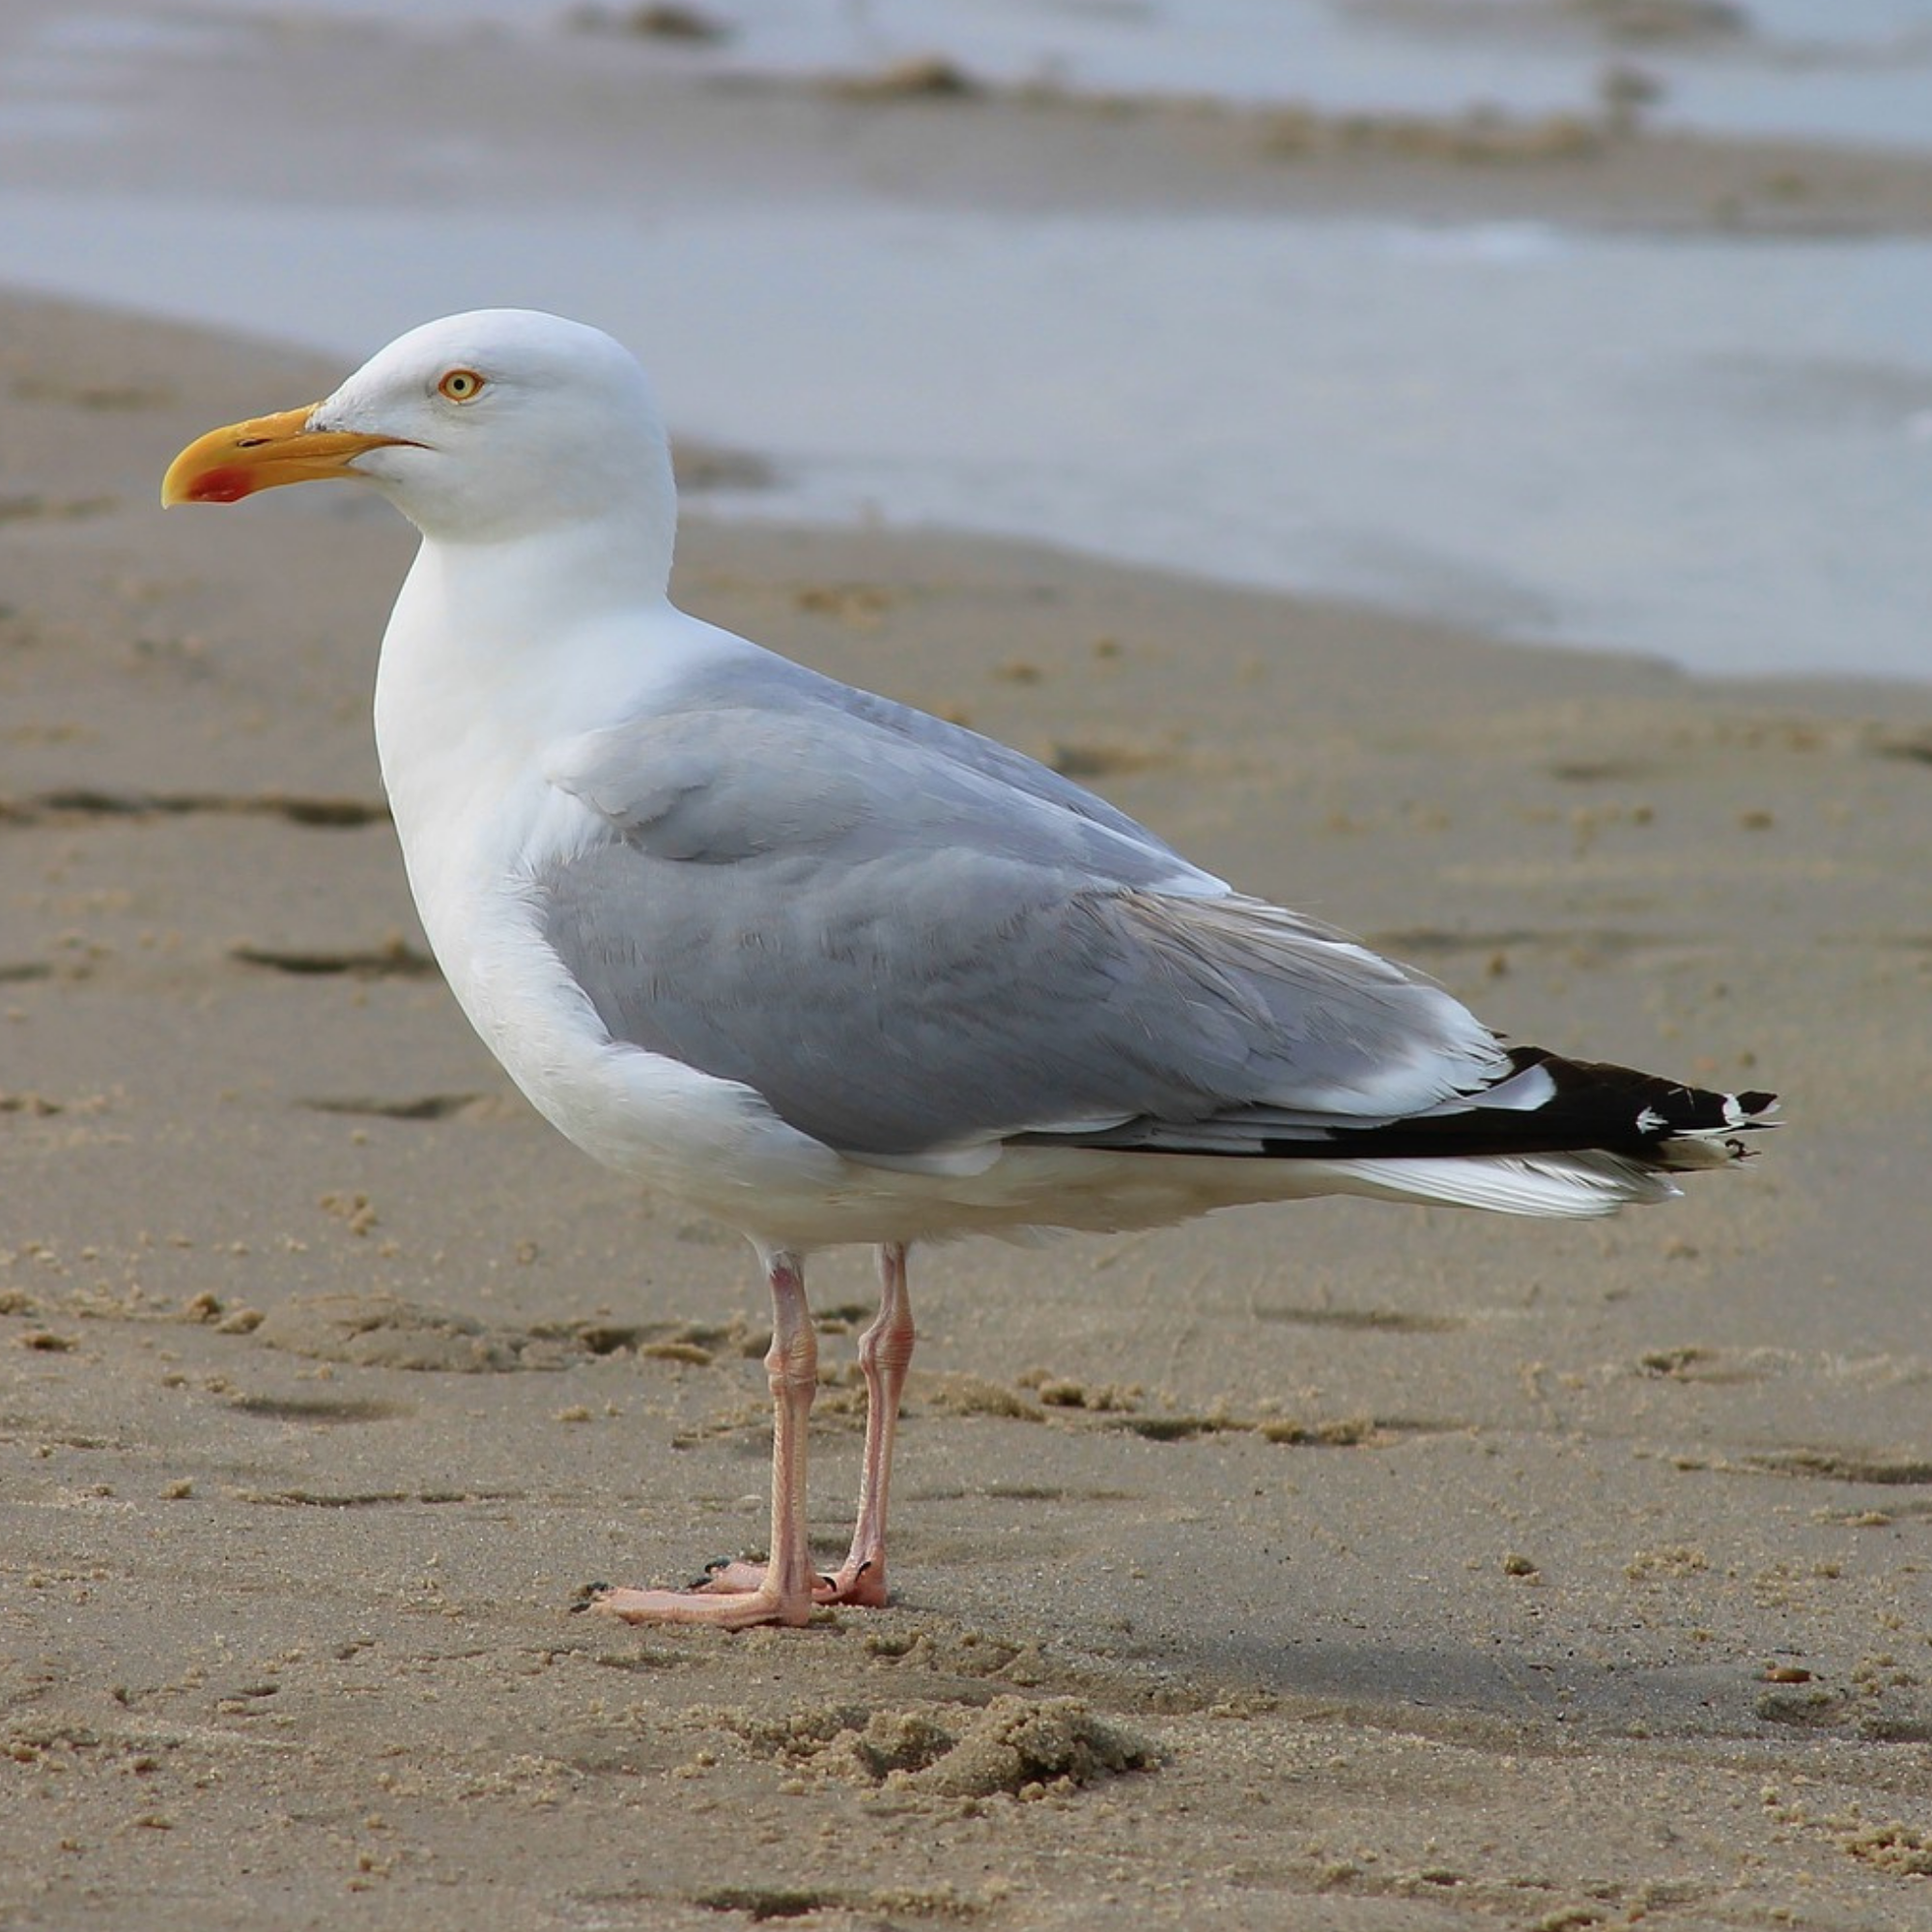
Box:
[701,1556,732,1577]
[568,1580,611,1614]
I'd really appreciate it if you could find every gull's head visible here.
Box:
[162,308,678,554]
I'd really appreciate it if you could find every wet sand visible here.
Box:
[14,0,1932,235]
[2,71,1931,1932]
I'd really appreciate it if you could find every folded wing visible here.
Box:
[533,665,1510,1163]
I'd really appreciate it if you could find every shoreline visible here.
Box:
[3,7,1928,687]
[23,23,1932,236]
[3,288,1929,1929]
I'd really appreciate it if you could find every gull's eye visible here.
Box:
[437,368,486,403]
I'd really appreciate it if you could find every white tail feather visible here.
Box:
[1321,1151,1681,1218]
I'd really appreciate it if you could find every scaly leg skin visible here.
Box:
[644,1241,916,1613]
[594,1249,820,1629]
[822,1240,914,1606]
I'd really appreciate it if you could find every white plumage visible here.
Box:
[164,309,1776,1628]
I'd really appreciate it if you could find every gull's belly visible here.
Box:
[400,852,1281,1248]
[417,842,824,1190]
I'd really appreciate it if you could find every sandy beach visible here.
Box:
[4,35,1932,1932]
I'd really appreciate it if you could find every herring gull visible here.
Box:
[162,309,1776,1629]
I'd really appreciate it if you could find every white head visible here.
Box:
[164,308,680,583]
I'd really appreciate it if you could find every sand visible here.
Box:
[19,0,1932,236]
[3,65,1931,1932]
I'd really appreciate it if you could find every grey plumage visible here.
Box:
[168,304,1779,1633]
[533,652,1505,1163]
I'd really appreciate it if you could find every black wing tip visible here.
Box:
[1015,1052,1779,1170]
[1657,1084,1778,1170]
[1530,1056,1778,1169]
[1304,1053,1782,1168]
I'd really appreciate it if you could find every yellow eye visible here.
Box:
[438,368,486,402]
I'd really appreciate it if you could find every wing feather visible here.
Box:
[534,678,1502,1160]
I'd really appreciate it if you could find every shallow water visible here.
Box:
[4,3,1929,682]
[136,0,1932,152]
[7,184,1926,680]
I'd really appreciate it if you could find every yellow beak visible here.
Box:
[161,404,418,506]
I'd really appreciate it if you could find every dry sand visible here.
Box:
[2,91,1930,1930]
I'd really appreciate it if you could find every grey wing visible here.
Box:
[564,649,1221,889]
[537,692,1505,1161]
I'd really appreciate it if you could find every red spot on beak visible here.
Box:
[185,468,255,504]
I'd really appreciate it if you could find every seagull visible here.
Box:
[163,309,1776,1630]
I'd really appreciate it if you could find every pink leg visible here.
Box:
[823,1241,915,1607]
[594,1249,820,1629]
[690,1243,915,1609]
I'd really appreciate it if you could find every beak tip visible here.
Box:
[160,400,334,509]
[160,471,232,508]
